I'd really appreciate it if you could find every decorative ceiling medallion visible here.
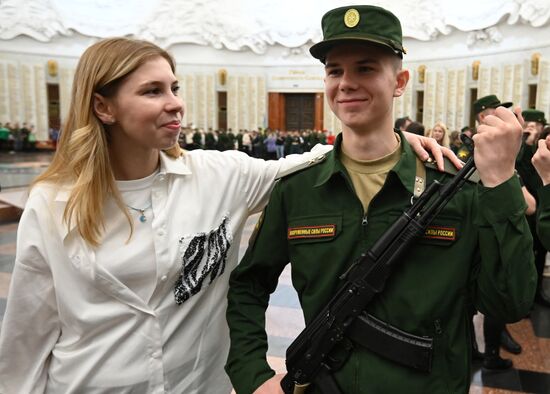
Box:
[344,8,360,28]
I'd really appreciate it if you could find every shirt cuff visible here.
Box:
[478,175,527,224]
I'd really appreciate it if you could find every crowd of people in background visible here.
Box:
[399,100,550,373]
[4,116,550,164]
[395,115,550,163]
[178,126,336,159]
[0,122,37,153]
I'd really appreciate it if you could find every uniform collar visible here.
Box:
[314,130,416,195]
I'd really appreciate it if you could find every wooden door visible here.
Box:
[285,93,315,130]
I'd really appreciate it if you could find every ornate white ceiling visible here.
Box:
[0,0,549,54]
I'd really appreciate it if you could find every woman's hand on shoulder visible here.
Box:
[403,131,462,171]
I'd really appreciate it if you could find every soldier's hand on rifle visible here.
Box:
[253,373,285,394]
[473,106,523,187]
[532,135,550,186]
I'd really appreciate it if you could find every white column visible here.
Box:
[513,64,525,108]
[7,62,22,122]
[59,67,75,126]
[478,66,491,98]
[423,69,437,130]
[434,70,446,126]
[537,60,550,116]
[0,62,7,123]
[257,76,267,129]
[248,75,257,130]
[207,74,216,130]
[446,69,458,131]
[33,64,48,140]
[456,68,467,129]
[227,75,238,132]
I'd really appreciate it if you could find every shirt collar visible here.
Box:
[54,150,192,239]
[159,150,192,176]
[54,150,191,203]
[314,130,417,195]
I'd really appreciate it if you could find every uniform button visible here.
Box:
[152,351,161,359]
[158,175,165,181]
[157,230,165,236]
[161,275,168,282]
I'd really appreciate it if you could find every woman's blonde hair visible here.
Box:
[32,38,179,246]
[426,121,450,148]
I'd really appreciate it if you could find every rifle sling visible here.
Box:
[347,312,434,373]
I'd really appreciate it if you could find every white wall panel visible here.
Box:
[537,60,550,117]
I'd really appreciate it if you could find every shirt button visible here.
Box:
[161,275,168,282]
[159,175,165,181]
[152,351,161,359]
[157,230,165,236]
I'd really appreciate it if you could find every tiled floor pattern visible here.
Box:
[1,152,550,393]
[0,151,52,189]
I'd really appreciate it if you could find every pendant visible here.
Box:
[139,211,147,223]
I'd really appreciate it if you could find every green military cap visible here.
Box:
[310,5,405,62]
[522,109,547,125]
[472,94,512,115]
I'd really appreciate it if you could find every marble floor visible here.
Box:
[1,151,550,393]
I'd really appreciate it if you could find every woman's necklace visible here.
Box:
[126,202,152,223]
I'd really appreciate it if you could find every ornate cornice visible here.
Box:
[0,0,549,52]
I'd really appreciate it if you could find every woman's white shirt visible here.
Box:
[0,146,330,394]
[96,169,159,303]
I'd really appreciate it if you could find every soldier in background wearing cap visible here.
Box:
[524,109,550,307]
[471,95,534,370]
[226,5,536,393]
[523,109,547,146]
[532,112,550,250]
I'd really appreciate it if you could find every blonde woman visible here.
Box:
[426,121,450,148]
[0,38,455,394]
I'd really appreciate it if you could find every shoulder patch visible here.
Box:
[279,153,328,180]
[248,211,265,248]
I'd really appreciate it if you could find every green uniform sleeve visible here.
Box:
[474,175,537,321]
[226,183,290,394]
[537,184,550,251]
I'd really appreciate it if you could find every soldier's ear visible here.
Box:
[394,69,409,98]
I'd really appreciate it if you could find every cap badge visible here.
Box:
[344,8,360,28]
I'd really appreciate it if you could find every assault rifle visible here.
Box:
[281,157,477,394]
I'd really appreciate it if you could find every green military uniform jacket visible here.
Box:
[537,185,550,251]
[226,132,536,394]
[516,142,543,197]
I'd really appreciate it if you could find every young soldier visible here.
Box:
[471,95,527,370]
[226,5,536,393]
[532,120,550,251]
[523,109,547,146]
[523,109,550,307]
